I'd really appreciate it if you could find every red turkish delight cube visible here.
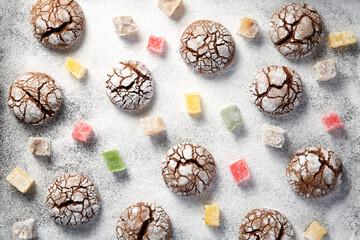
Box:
[72,121,93,142]
[321,113,344,132]
[147,35,165,54]
[229,158,251,184]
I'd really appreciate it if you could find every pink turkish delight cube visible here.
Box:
[321,113,344,132]
[229,158,251,184]
[72,121,93,142]
[147,35,165,54]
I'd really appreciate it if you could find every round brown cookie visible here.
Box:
[8,72,63,125]
[161,143,216,196]
[269,2,323,59]
[249,65,303,116]
[179,20,236,75]
[116,202,172,240]
[286,146,343,198]
[45,173,100,227]
[30,0,85,49]
[239,208,295,240]
[106,60,154,111]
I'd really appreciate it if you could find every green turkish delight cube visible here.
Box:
[220,105,243,131]
[102,149,126,172]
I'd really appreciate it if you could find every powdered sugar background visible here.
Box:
[0,0,359,239]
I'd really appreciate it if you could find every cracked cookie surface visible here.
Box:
[239,208,295,240]
[269,3,323,59]
[161,143,216,196]
[106,60,154,111]
[30,0,85,49]
[179,20,235,75]
[249,65,303,116]
[116,202,172,240]
[286,146,343,198]
[8,72,62,124]
[45,173,100,227]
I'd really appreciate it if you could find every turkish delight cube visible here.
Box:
[158,0,183,16]
[12,218,37,240]
[112,16,138,37]
[72,121,93,142]
[6,168,34,193]
[237,17,259,38]
[313,59,336,82]
[29,137,51,156]
[229,159,251,184]
[205,205,220,226]
[329,31,357,48]
[147,35,166,54]
[262,124,285,148]
[65,57,87,79]
[140,116,166,136]
[220,105,243,131]
[102,149,126,172]
[321,113,344,132]
[303,221,327,240]
[185,92,201,114]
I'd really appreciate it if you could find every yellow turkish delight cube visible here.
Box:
[140,116,166,136]
[303,221,327,240]
[237,17,259,38]
[205,205,220,226]
[6,168,34,193]
[65,57,87,79]
[329,31,357,48]
[185,92,201,114]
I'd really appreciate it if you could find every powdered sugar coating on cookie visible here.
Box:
[286,146,343,198]
[45,173,100,227]
[8,72,62,125]
[249,65,303,116]
[30,0,85,49]
[269,3,323,59]
[116,202,171,240]
[161,143,216,196]
[179,20,236,75]
[106,60,153,111]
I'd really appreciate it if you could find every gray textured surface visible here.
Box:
[0,0,359,239]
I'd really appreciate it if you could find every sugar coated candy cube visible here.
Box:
[29,137,51,156]
[158,0,183,16]
[220,105,243,131]
[205,205,220,226]
[262,123,285,148]
[184,92,201,114]
[303,221,327,240]
[65,57,87,79]
[6,168,34,193]
[229,159,251,184]
[329,31,357,48]
[72,121,93,142]
[321,113,344,132]
[237,17,259,38]
[102,149,126,172]
[147,35,166,54]
[140,116,166,136]
[313,59,336,82]
[112,16,138,37]
[12,218,37,240]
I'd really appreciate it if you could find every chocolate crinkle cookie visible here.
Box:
[179,20,236,75]
[106,60,154,111]
[239,208,295,240]
[249,65,303,116]
[161,143,216,196]
[8,72,63,125]
[30,0,85,49]
[286,146,343,198]
[269,2,323,59]
[45,173,100,227]
[116,202,172,240]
